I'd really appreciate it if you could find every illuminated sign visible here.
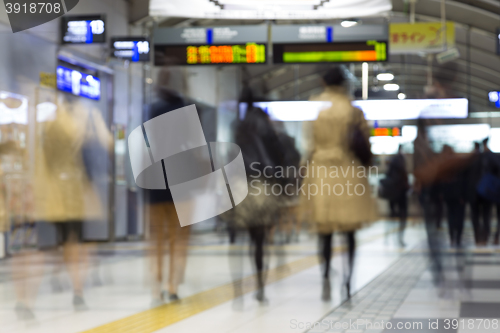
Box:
[187,44,265,64]
[61,15,106,44]
[371,127,401,137]
[111,37,150,62]
[56,66,101,100]
[274,41,387,63]
[156,43,266,66]
[272,24,388,64]
[489,91,500,108]
[239,99,468,122]
[353,98,468,120]
[154,25,268,66]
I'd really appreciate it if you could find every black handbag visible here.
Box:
[81,111,110,182]
[349,121,372,166]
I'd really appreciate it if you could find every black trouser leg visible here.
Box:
[319,233,333,279]
[496,205,500,243]
[481,199,492,244]
[397,196,408,244]
[248,226,266,273]
[470,200,480,244]
[456,202,465,246]
[345,231,356,284]
[446,200,457,245]
[420,190,443,285]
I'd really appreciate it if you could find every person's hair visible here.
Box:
[238,107,271,136]
[474,142,481,150]
[483,138,489,146]
[322,67,345,87]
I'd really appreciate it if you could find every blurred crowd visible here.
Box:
[6,66,500,320]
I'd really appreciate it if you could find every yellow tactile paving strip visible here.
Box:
[80,228,401,333]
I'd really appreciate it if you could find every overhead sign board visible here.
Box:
[389,22,455,54]
[61,14,106,44]
[272,24,388,64]
[239,98,468,121]
[154,25,267,66]
[489,91,500,108]
[56,66,101,100]
[111,37,150,62]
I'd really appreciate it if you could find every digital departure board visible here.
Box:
[273,41,387,63]
[155,43,266,66]
[154,25,268,66]
[272,24,388,64]
[61,15,106,44]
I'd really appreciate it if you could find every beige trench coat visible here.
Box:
[32,105,110,222]
[301,87,378,233]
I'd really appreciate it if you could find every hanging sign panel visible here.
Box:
[61,14,106,44]
[110,37,150,62]
[272,24,388,64]
[389,22,455,54]
[154,25,267,66]
[56,66,101,100]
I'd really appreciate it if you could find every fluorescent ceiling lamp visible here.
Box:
[384,83,399,91]
[341,20,358,28]
[149,0,393,20]
[398,93,406,100]
[377,73,394,81]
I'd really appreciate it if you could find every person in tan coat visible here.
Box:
[301,67,378,301]
[14,102,111,320]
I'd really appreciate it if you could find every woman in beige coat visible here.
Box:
[301,67,377,301]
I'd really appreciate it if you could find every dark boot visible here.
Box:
[321,278,331,301]
[255,271,266,302]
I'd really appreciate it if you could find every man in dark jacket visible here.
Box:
[440,145,467,247]
[386,145,409,247]
[144,69,191,304]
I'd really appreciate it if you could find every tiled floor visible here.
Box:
[5,220,500,333]
[307,225,500,333]
[0,220,425,333]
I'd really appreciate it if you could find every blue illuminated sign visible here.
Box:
[61,15,106,44]
[111,37,150,62]
[489,91,500,108]
[56,66,101,100]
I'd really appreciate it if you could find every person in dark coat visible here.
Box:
[386,145,409,247]
[144,69,191,304]
[466,139,500,246]
[440,145,467,247]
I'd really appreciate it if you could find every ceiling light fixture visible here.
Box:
[341,19,358,28]
[377,73,394,81]
[398,93,406,100]
[384,84,400,91]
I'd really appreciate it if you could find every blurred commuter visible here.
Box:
[16,101,110,319]
[440,145,466,247]
[474,138,500,246]
[413,119,443,285]
[228,107,285,302]
[380,145,409,247]
[145,70,190,304]
[272,129,302,243]
[302,67,377,301]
